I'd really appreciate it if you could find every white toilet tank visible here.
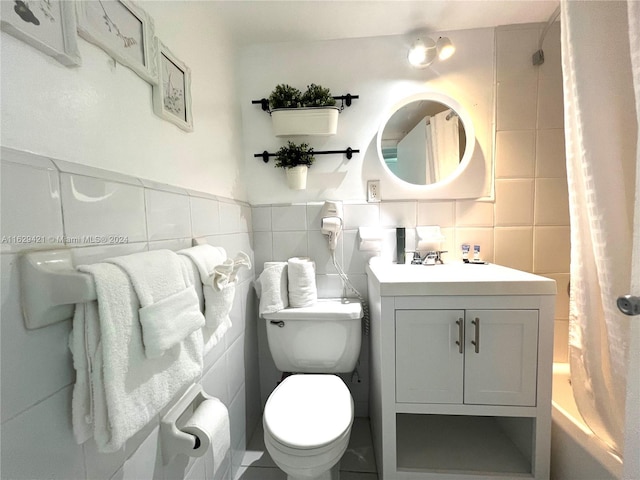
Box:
[263,298,363,373]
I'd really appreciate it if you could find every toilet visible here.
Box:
[262,298,363,480]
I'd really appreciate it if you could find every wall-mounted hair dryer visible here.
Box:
[320,201,343,251]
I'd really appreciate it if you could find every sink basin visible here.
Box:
[366,259,556,296]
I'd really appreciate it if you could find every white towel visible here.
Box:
[108,250,205,359]
[178,245,239,352]
[212,252,252,291]
[255,262,288,316]
[70,262,203,452]
[287,257,317,307]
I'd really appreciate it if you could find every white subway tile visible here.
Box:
[455,200,494,227]
[227,335,246,401]
[497,75,538,131]
[272,231,308,261]
[0,254,76,421]
[219,201,243,234]
[417,201,455,227]
[252,206,272,232]
[495,179,534,226]
[306,203,325,231]
[494,227,534,272]
[535,178,570,225]
[343,203,380,229]
[379,201,416,227]
[60,173,147,245]
[119,425,162,480]
[145,188,191,241]
[271,205,306,231]
[1,159,64,252]
[495,130,536,178]
[202,355,230,405]
[190,197,220,237]
[252,231,273,275]
[536,129,567,178]
[1,387,86,479]
[533,226,571,273]
[496,26,540,81]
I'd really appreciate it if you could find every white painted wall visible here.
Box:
[238,28,495,205]
[1,1,247,201]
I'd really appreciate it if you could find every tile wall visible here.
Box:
[251,22,571,412]
[0,147,259,480]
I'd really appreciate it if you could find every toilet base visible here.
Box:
[286,462,340,480]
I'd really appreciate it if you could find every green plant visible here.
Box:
[301,83,336,107]
[269,84,302,109]
[274,141,315,169]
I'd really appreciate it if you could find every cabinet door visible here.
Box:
[396,310,465,403]
[464,310,538,406]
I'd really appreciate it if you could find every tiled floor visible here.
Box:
[235,417,378,480]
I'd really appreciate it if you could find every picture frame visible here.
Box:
[75,0,158,84]
[152,41,193,132]
[1,0,81,67]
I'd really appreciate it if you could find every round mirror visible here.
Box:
[377,94,468,186]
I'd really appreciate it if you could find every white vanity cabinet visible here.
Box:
[396,309,539,406]
[366,262,556,480]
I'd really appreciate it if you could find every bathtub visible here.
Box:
[551,363,623,480]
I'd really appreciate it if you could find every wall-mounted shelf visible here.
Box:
[254,147,360,163]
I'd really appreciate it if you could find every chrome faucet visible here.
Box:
[409,250,447,265]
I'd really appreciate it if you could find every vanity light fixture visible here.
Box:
[408,36,455,68]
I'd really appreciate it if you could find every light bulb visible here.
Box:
[408,37,436,68]
[436,37,455,61]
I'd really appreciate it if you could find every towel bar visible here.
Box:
[20,249,97,329]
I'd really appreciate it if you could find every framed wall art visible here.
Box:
[76,0,158,83]
[1,0,81,66]
[152,41,193,132]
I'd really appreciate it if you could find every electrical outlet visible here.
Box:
[367,180,380,203]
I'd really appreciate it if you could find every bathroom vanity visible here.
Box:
[366,261,556,480]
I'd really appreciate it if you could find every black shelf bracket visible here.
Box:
[255,147,359,163]
[251,94,359,114]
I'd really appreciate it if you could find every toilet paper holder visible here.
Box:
[160,383,213,465]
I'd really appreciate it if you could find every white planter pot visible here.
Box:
[285,166,308,190]
[271,107,339,136]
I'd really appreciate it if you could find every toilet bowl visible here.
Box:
[263,374,354,480]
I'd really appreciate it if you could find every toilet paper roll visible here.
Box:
[182,398,230,461]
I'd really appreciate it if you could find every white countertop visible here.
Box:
[366,260,557,296]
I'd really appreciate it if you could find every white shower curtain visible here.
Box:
[429,109,460,182]
[561,0,638,461]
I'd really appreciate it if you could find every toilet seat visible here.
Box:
[263,375,353,451]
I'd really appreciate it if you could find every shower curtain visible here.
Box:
[561,0,638,463]
[429,109,460,182]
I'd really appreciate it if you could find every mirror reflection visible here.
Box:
[380,100,467,185]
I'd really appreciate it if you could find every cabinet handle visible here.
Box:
[471,317,480,353]
[455,318,464,354]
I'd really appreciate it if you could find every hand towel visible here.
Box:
[212,252,252,291]
[108,250,205,359]
[70,262,203,453]
[287,257,317,308]
[178,245,241,352]
[255,262,288,316]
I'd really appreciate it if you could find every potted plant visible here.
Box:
[274,141,315,190]
[269,83,340,136]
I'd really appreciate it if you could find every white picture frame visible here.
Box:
[153,41,193,132]
[75,0,158,84]
[1,0,81,67]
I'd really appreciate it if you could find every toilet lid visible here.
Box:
[264,375,353,450]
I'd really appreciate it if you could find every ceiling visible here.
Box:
[211,0,560,47]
